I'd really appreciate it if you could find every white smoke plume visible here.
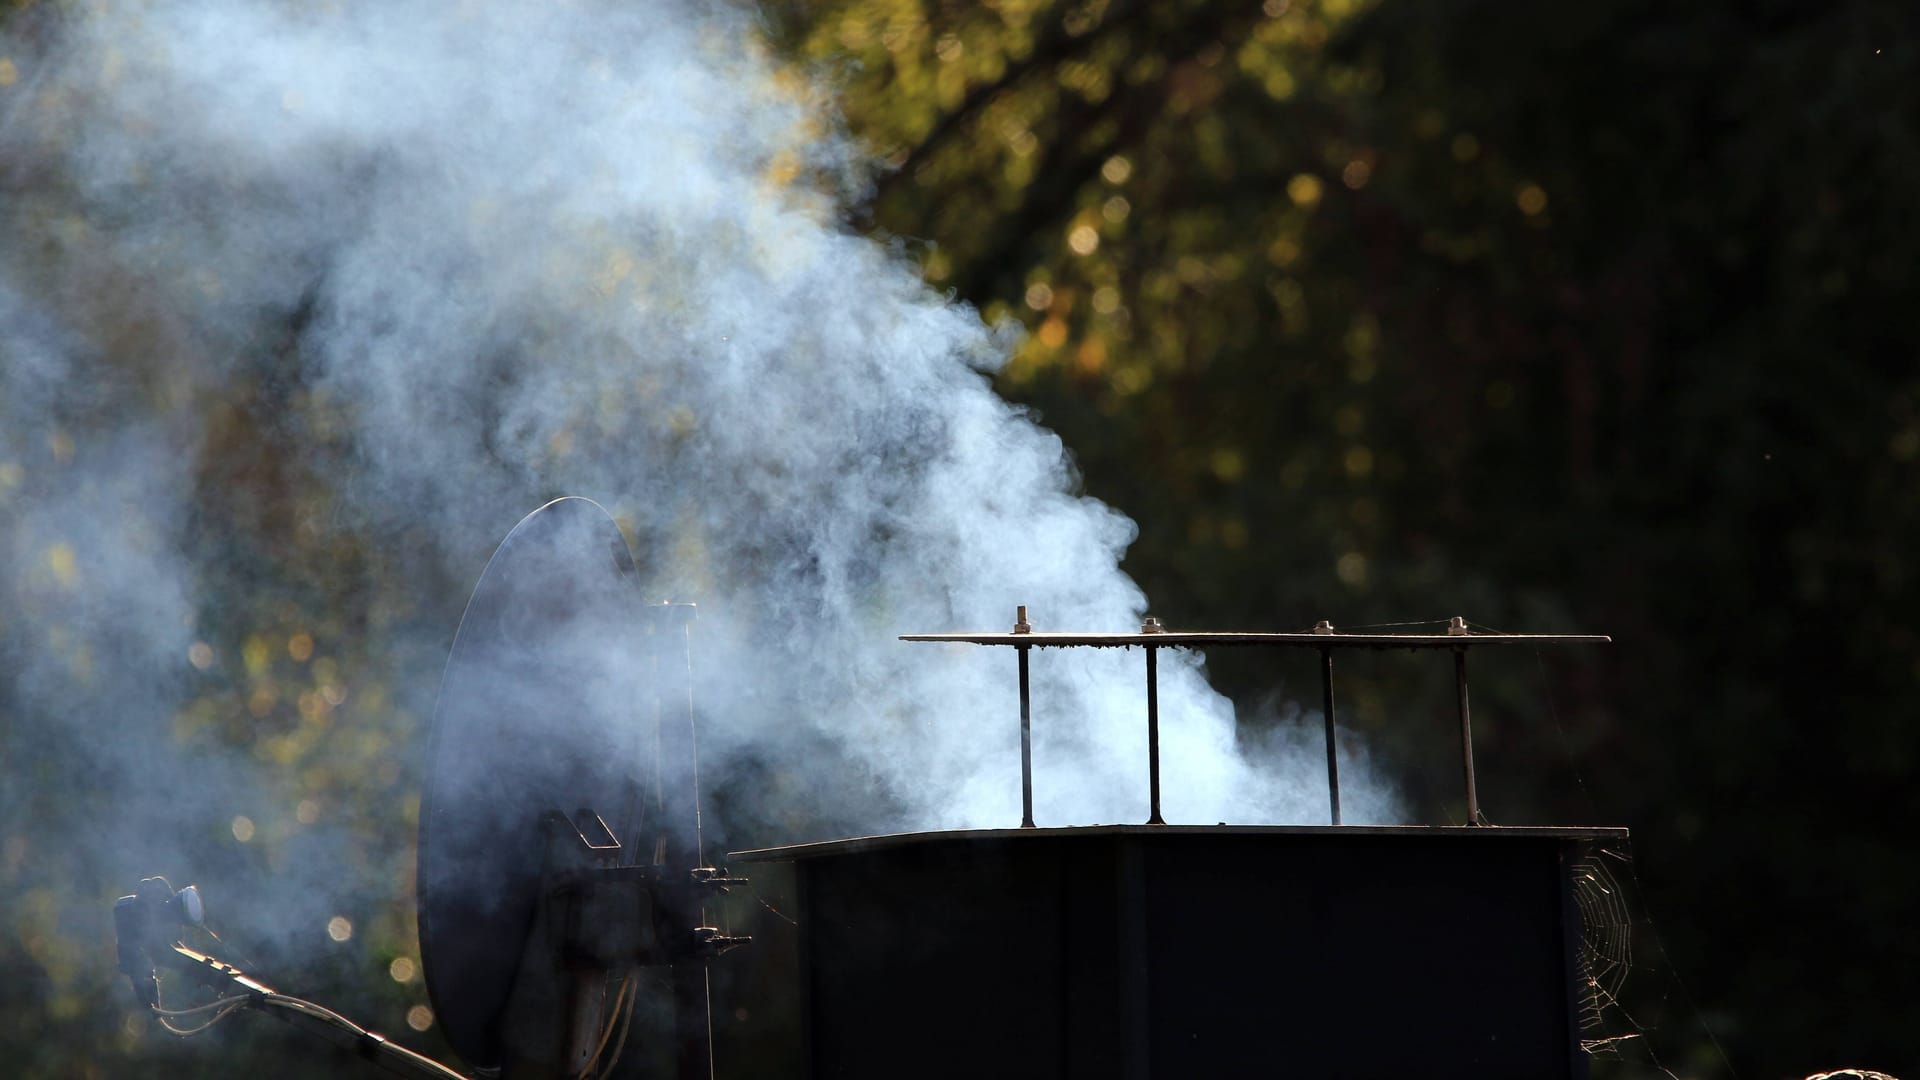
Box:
[0,0,1398,983]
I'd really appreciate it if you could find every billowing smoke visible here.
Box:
[0,0,1396,1009]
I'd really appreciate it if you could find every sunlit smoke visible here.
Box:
[0,0,1397,1004]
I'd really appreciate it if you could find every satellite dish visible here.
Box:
[418,497,654,1072]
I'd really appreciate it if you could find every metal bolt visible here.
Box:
[1312,619,1334,635]
[1141,616,1163,634]
[1013,605,1032,634]
[1448,615,1469,636]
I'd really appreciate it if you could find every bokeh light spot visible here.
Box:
[248,686,276,718]
[406,1006,434,1032]
[1068,225,1100,255]
[1220,518,1249,550]
[287,632,314,662]
[47,544,77,588]
[188,641,215,669]
[1112,363,1153,396]
[1074,338,1107,376]
[231,816,255,843]
[242,636,272,676]
[389,957,417,983]
[327,916,353,942]
[1336,552,1369,587]
[1286,174,1323,207]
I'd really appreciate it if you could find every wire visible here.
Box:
[578,969,635,1079]
[149,973,253,1037]
[1301,618,1454,632]
[593,975,639,1080]
[258,994,470,1080]
[153,994,251,1018]
[746,881,799,927]
[704,966,716,1080]
[153,1000,249,1037]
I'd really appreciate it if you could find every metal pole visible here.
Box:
[1017,644,1034,828]
[1014,606,1035,829]
[1319,646,1342,826]
[673,962,712,1080]
[1454,645,1481,825]
[1145,644,1164,825]
[677,604,703,868]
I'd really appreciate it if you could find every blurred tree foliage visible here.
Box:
[0,193,456,1073]
[770,0,1919,1074]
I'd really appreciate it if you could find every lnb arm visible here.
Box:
[114,876,469,1080]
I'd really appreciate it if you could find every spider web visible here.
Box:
[1530,646,1740,1080]
[1573,845,1634,1046]
[1567,839,1742,1080]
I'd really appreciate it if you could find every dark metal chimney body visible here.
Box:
[733,824,1620,1079]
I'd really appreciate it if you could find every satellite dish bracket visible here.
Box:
[535,809,663,972]
[528,805,755,976]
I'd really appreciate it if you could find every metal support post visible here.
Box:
[1142,615,1165,825]
[1319,645,1342,825]
[1017,645,1034,829]
[1014,606,1035,828]
[1145,645,1163,825]
[1454,645,1481,825]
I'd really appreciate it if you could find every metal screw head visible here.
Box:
[1312,620,1334,635]
[1448,616,1469,636]
[1140,616,1163,634]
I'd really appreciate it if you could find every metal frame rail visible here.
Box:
[903,611,1609,827]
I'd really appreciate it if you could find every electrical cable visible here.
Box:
[577,969,634,1079]
[258,994,470,1080]
[149,974,251,1037]
[592,974,639,1080]
[153,1000,249,1037]
[153,994,250,1018]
